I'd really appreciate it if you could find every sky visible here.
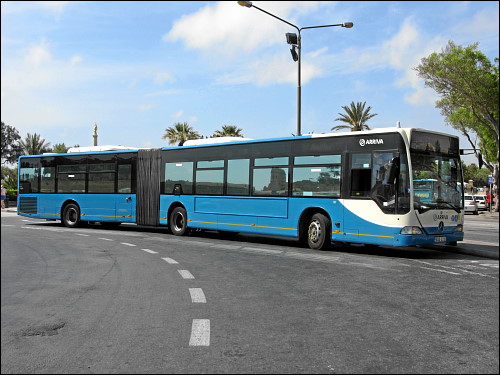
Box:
[1,1,499,165]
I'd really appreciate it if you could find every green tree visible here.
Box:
[162,122,201,146]
[1,166,17,189]
[1,121,22,165]
[19,133,51,155]
[52,143,69,153]
[415,41,499,211]
[331,101,378,132]
[212,125,244,138]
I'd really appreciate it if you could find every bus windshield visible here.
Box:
[410,131,462,213]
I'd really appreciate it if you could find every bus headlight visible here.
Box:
[400,226,423,235]
[454,224,463,232]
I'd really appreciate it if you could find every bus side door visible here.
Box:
[116,194,136,223]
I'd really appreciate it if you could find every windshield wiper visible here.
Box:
[436,200,461,213]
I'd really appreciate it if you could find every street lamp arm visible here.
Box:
[253,5,299,31]
[300,22,353,31]
[237,1,353,137]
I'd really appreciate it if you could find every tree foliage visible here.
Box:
[212,125,244,138]
[1,121,22,165]
[162,122,201,146]
[331,101,378,132]
[19,133,51,155]
[415,41,499,210]
[51,143,69,153]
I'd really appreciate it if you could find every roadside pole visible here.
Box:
[488,175,493,213]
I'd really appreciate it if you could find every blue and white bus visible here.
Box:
[17,127,464,250]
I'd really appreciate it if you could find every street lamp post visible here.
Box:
[237,1,353,136]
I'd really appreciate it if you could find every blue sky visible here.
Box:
[1,1,498,165]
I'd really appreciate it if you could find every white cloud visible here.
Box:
[37,1,71,16]
[1,1,71,16]
[70,55,83,65]
[154,71,175,85]
[138,104,153,111]
[164,1,325,55]
[24,39,52,67]
[172,110,184,119]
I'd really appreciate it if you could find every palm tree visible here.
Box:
[52,143,69,153]
[19,133,51,155]
[162,122,201,146]
[331,101,378,132]
[212,125,244,138]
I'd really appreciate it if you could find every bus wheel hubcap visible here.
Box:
[308,220,321,243]
[173,213,184,231]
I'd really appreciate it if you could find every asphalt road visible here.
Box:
[1,211,498,374]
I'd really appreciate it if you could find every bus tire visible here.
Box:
[307,213,331,250]
[62,203,81,228]
[170,206,189,236]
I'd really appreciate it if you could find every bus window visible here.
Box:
[292,154,341,197]
[40,157,56,193]
[165,162,194,194]
[195,160,224,195]
[370,152,397,210]
[227,159,250,195]
[253,167,288,196]
[350,153,371,197]
[19,158,40,193]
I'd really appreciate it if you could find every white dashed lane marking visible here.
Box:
[189,288,207,303]
[189,319,210,346]
[162,257,179,264]
[178,270,195,279]
[141,249,158,254]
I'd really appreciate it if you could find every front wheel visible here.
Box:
[306,213,331,250]
[169,207,189,236]
[62,203,81,228]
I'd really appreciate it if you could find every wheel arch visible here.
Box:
[167,201,187,225]
[60,199,80,221]
[298,206,332,243]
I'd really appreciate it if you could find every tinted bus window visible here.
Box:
[253,167,288,196]
[227,159,250,195]
[19,158,40,193]
[165,162,194,194]
[196,169,224,195]
[293,166,341,197]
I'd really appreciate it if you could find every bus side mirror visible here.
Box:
[388,156,400,183]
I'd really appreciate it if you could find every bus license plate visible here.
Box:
[434,236,446,243]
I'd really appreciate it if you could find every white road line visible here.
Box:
[121,242,136,247]
[75,233,89,237]
[189,288,207,303]
[417,266,461,275]
[142,249,158,254]
[162,257,178,264]
[189,319,210,346]
[462,239,499,246]
[241,247,283,255]
[178,270,195,279]
[98,238,114,241]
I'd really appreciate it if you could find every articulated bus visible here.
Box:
[17,127,464,250]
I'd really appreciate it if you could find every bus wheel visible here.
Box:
[170,207,188,236]
[62,203,81,228]
[307,213,331,250]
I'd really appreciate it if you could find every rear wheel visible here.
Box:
[306,213,331,250]
[169,207,189,236]
[62,203,81,228]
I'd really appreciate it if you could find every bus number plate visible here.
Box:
[434,236,446,243]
